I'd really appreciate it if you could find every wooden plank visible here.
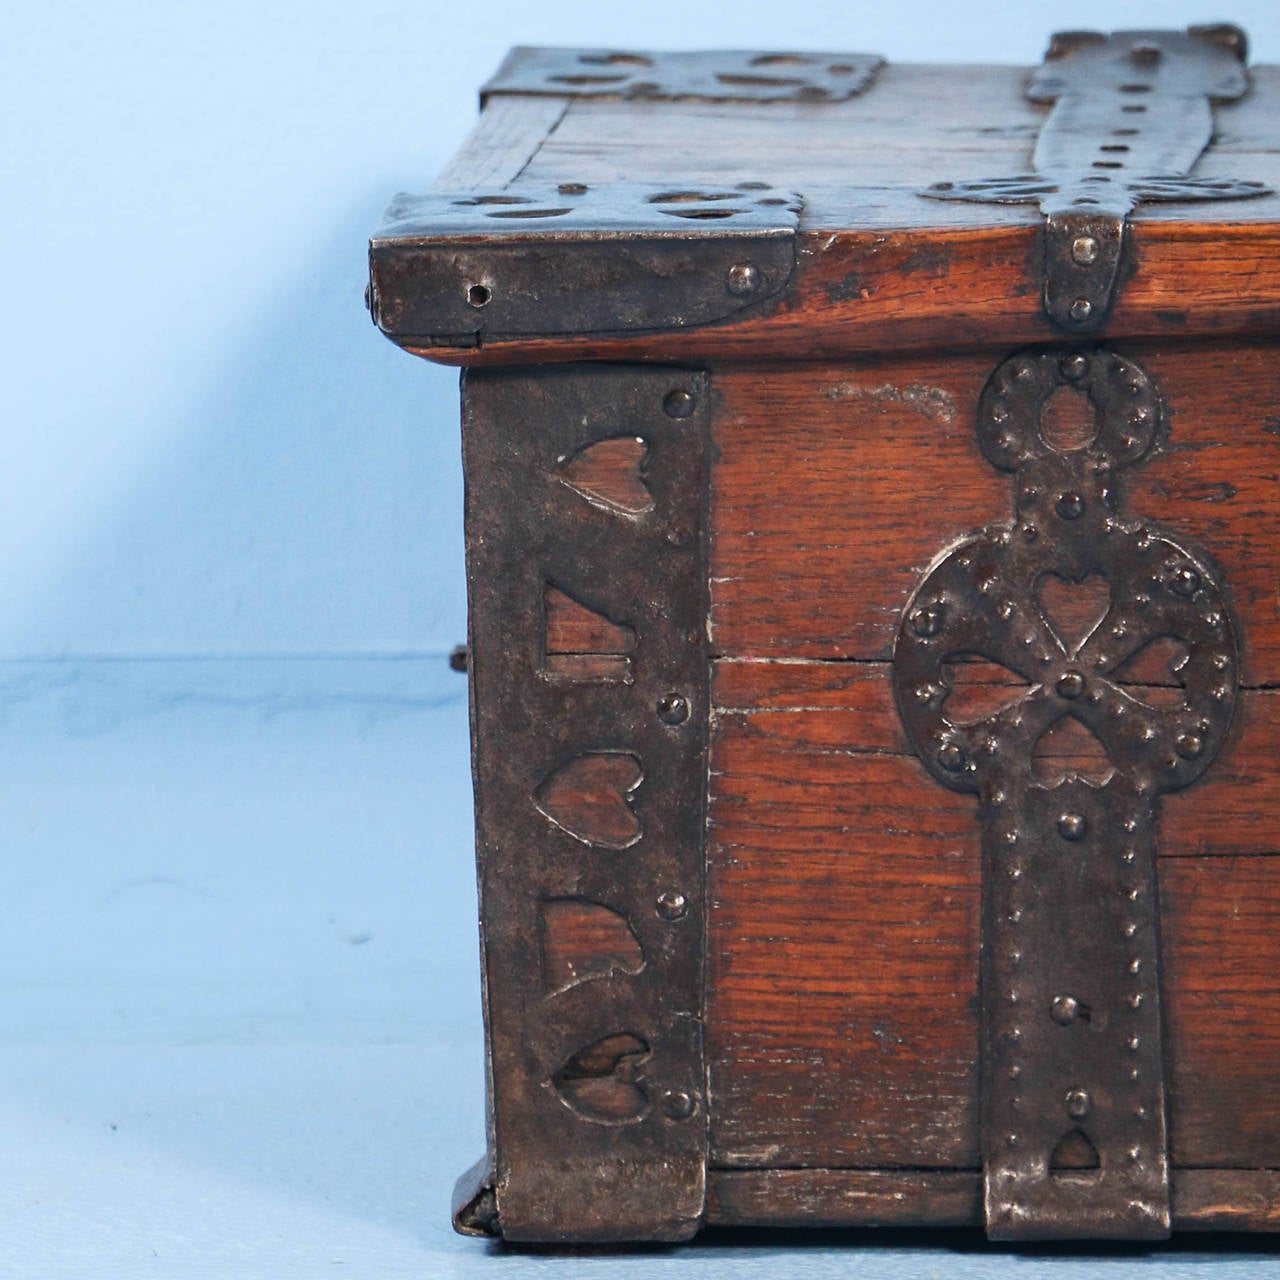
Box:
[707,674,1280,1170]
[707,344,1280,685]
[705,1167,1280,1231]
[430,95,570,193]
[402,220,1280,366]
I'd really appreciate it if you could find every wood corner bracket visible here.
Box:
[923,25,1272,333]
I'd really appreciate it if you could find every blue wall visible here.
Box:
[6,0,1276,659]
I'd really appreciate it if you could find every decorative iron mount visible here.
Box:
[482,47,884,104]
[893,347,1240,1239]
[924,26,1271,332]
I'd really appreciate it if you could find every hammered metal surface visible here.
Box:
[370,184,801,341]
[923,27,1271,331]
[462,364,710,1242]
[893,347,1240,1240]
[483,47,883,103]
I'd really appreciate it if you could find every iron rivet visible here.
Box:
[1071,235,1100,266]
[558,182,588,195]
[656,889,688,921]
[1056,670,1085,699]
[726,262,760,296]
[1069,298,1094,322]
[661,1089,697,1120]
[1175,731,1204,759]
[1170,565,1201,597]
[1129,42,1162,66]
[1058,812,1087,841]
[663,389,696,418]
[938,743,966,773]
[1065,1087,1093,1119]
[1051,995,1080,1025]
[909,604,944,637]
[1055,491,1085,520]
[1061,353,1089,380]
[658,692,690,725]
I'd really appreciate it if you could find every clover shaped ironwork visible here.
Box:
[893,347,1239,1240]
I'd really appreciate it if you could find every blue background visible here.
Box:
[3,2,1280,1275]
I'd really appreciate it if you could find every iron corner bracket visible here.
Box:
[452,1155,501,1238]
[367,184,801,345]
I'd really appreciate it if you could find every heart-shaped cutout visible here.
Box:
[553,1033,651,1122]
[943,654,1031,726]
[534,752,642,849]
[557,436,653,515]
[1112,635,1189,709]
[1036,573,1110,654]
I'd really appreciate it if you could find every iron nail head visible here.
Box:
[726,262,760,296]
[656,889,688,921]
[664,389,696,418]
[658,692,690,725]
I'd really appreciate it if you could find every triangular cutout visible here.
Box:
[1032,715,1113,786]
[543,583,636,681]
[534,752,642,849]
[541,898,645,994]
[557,436,653,515]
[1113,636,1189,709]
[1050,1127,1101,1177]
[943,654,1032,725]
[1036,573,1110,653]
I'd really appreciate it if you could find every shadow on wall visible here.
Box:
[15,195,466,659]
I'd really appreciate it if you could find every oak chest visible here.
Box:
[368,25,1280,1244]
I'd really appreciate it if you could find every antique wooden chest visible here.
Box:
[368,25,1280,1244]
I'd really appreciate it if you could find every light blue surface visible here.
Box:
[5,1,1280,1275]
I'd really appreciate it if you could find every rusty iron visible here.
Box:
[482,46,883,104]
[923,27,1270,332]
[369,184,800,344]
[460,364,710,1242]
[893,347,1240,1239]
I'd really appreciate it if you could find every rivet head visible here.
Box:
[726,262,760,296]
[1170,565,1201,597]
[1129,41,1162,66]
[938,743,966,773]
[1058,812,1087,841]
[657,692,690,725]
[1051,995,1080,1025]
[1056,670,1086,699]
[663,388,696,419]
[1055,491,1085,520]
[1061,353,1090,381]
[1175,731,1204,759]
[1065,1087,1093,1119]
[656,889,688,921]
[910,604,945,637]
[1069,297,1094,323]
[1071,235,1100,266]
[660,1089,697,1121]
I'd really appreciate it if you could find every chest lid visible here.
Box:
[369,25,1280,364]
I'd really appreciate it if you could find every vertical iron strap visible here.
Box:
[462,364,710,1242]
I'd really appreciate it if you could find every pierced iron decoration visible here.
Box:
[370,184,801,342]
[482,46,884,104]
[923,26,1271,331]
[459,365,710,1242]
[892,348,1240,1240]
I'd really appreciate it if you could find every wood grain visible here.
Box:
[707,666,1280,1170]
[707,343,1280,684]
[705,1167,1280,1231]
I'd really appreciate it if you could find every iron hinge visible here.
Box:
[923,26,1271,332]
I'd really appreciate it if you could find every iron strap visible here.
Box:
[923,26,1271,332]
[462,364,711,1242]
[892,347,1240,1239]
